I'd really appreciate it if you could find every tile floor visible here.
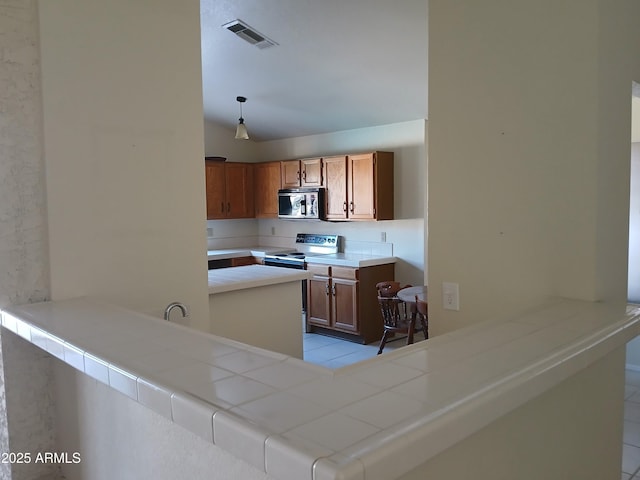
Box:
[302,332,401,369]
[305,334,640,479]
[624,369,640,478]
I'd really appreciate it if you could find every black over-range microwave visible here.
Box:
[277,188,326,220]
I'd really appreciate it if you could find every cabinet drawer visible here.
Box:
[231,256,256,267]
[306,263,331,276]
[331,266,358,280]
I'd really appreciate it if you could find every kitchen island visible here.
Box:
[208,264,311,358]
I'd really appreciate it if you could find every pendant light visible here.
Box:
[234,96,249,140]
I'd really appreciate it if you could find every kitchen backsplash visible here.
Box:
[207,219,396,256]
[206,217,424,285]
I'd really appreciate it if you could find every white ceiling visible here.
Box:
[200,0,428,142]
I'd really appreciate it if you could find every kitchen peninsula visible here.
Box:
[2,298,638,480]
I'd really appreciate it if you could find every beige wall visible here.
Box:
[39,0,209,328]
[428,0,640,335]
[4,1,638,479]
[398,346,626,480]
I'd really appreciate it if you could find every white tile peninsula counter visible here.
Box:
[208,265,312,358]
[2,297,639,480]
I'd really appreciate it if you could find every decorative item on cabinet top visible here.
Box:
[205,156,226,162]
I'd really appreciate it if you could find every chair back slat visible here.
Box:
[377,296,406,328]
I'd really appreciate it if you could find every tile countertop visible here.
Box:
[206,248,396,267]
[2,298,640,480]
[208,265,312,294]
[305,253,396,268]
[207,247,293,261]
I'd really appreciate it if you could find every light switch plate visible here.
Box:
[442,282,459,311]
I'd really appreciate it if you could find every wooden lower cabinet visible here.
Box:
[306,262,394,344]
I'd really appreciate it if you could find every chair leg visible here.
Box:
[420,315,429,339]
[407,312,417,345]
[377,331,390,355]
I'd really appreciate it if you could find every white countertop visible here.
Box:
[206,247,396,268]
[3,297,639,480]
[208,265,312,294]
[207,247,293,261]
[305,253,396,268]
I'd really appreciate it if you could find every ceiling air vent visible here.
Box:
[222,19,277,50]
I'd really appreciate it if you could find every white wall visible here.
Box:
[39,0,209,329]
[428,0,640,335]
[204,120,427,286]
[629,143,640,303]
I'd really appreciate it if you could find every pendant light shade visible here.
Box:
[234,96,249,140]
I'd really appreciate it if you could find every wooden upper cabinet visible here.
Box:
[205,160,254,219]
[322,151,394,221]
[205,161,226,219]
[301,158,322,186]
[281,158,323,188]
[225,162,254,218]
[281,160,301,188]
[323,155,348,220]
[348,153,376,220]
[254,161,281,218]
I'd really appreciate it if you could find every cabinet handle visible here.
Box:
[349,201,354,212]
[220,202,224,213]
[297,170,300,181]
[227,202,230,213]
[302,170,306,181]
[331,284,336,296]
[325,283,330,295]
[343,201,347,212]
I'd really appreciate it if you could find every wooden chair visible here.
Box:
[376,281,422,354]
[415,295,429,339]
[375,281,405,298]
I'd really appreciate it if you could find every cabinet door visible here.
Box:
[281,160,301,188]
[332,278,359,333]
[348,153,376,219]
[301,158,322,186]
[255,161,281,218]
[225,163,254,218]
[307,275,331,327]
[205,161,226,219]
[323,155,348,220]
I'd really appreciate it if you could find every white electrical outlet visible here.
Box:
[206,228,213,237]
[271,226,276,235]
[380,231,387,242]
[442,282,460,311]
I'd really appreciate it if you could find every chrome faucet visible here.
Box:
[164,302,189,321]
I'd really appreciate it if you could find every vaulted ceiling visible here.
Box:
[200,0,428,141]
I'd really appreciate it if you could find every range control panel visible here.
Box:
[295,233,340,255]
